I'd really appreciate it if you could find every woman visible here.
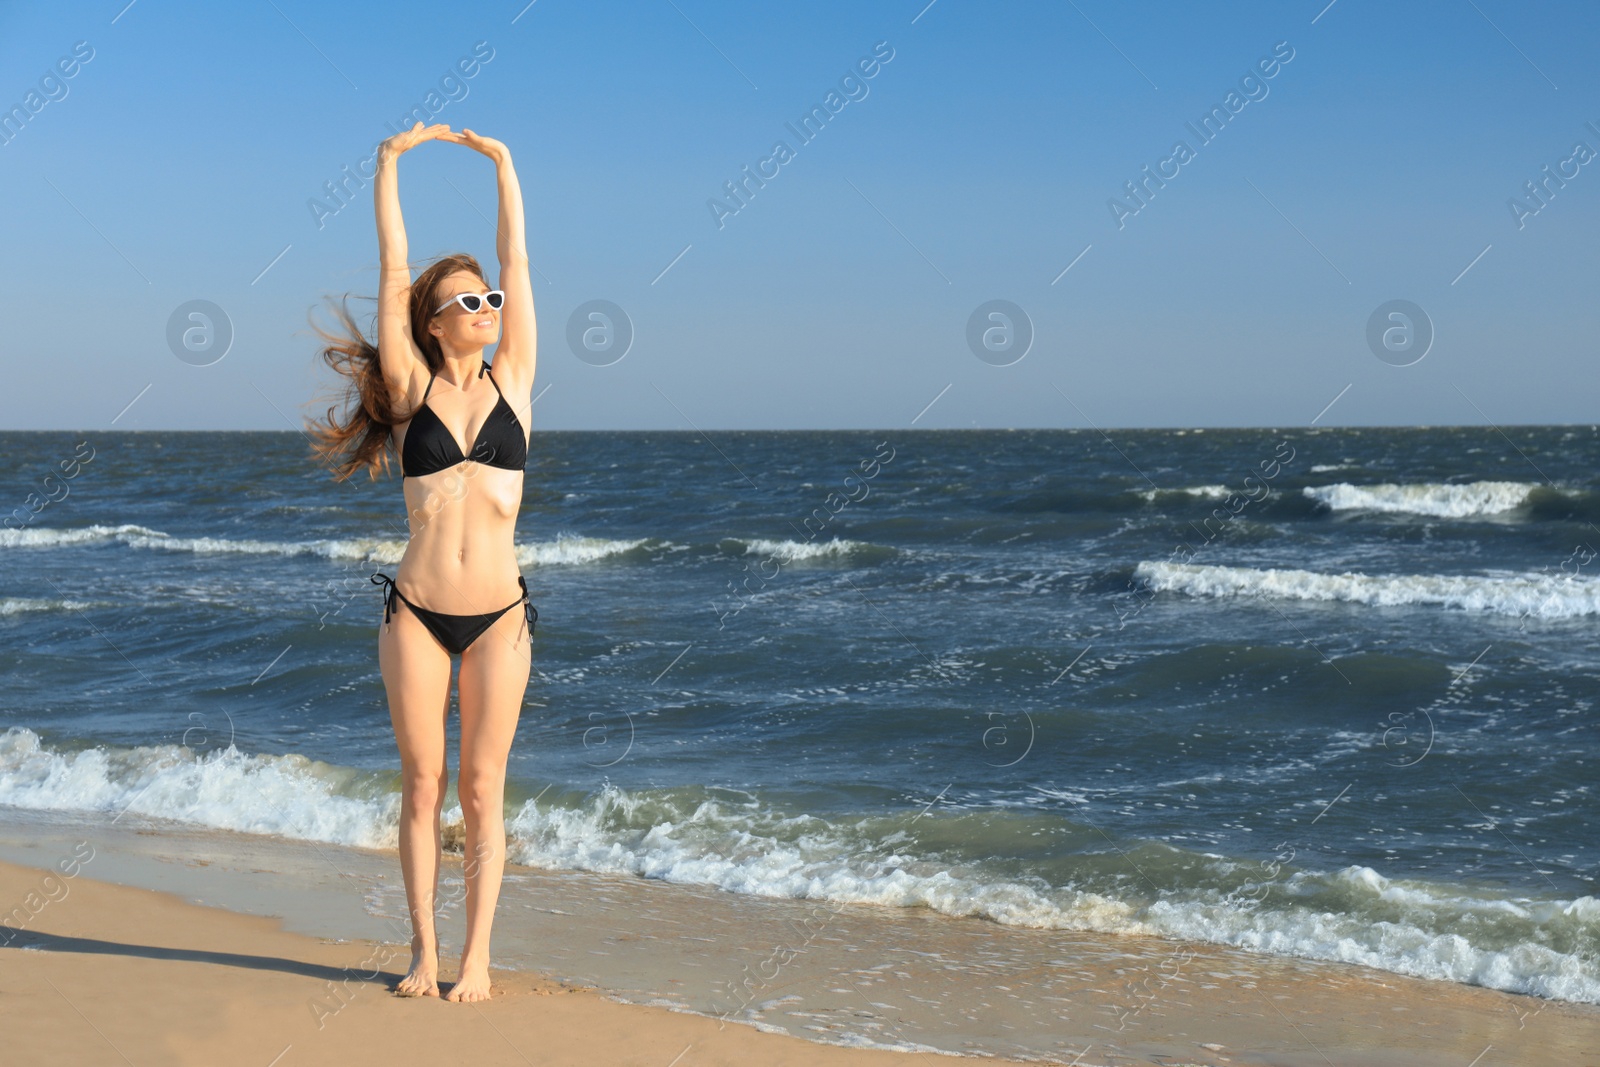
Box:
[307,120,537,1002]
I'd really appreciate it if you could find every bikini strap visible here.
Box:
[518,575,538,636]
[420,370,437,403]
[371,572,397,626]
[479,360,504,398]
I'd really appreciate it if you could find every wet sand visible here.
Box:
[2,809,1597,1066]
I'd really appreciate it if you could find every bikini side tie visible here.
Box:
[371,572,398,630]
[519,575,539,638]
[373,570,535,641]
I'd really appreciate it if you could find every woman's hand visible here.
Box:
[441,127,511,165]
[379,121,453,164]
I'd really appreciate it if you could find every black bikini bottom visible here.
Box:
[371,572,538,656]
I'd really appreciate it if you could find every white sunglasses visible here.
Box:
[434,289,505,314]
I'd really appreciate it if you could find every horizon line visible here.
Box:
[2,422,1597,434]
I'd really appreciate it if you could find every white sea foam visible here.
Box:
[2,524,655,567]
[0,523,168,548]
[1136,560,1600,618]
[4,726,1596,1003]
[1137,485,1232,502]
[1304,481,1538,518]
[0,727,398,849]
[0,597,97,615]
[1144,866,1600,1002]
[499,788,1600,1002]
[0,523,409,562]
[130,533,409,563]
[503,783,1144,933]
[735,537,873,562]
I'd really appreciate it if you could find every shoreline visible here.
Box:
[8,425,1600,435]
[1,855,1032,1067]
[3,810,1598,1065]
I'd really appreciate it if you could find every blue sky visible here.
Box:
[1,0,1596,431]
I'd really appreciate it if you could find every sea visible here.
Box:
[1,426,1597,1036]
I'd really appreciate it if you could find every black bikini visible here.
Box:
[397,360,527,477]
[371,361,538,655]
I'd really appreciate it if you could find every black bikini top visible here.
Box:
[399,361,527,478]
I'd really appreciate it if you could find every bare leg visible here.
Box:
[378,598,453,998]
[446,603,531,1002]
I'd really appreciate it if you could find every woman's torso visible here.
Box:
[390,361,529,609]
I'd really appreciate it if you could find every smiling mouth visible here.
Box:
[474,319,493,328]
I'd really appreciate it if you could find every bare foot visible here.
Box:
[394,942,439,998]
[445,959,493,1003]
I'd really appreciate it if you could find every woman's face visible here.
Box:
[427,270,500,351]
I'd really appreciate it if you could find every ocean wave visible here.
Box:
[1145,864,1600,1002]
[0,597,98,616]
[504,786,1142,932]
[1135,560,1600,618]
[2,726,1596,1002]
[581,816,1600,1001]
[0,727,398,849]
[727,537,884,562]
[1,524,657,567]
[0,523,169,549]
[1137,485,1232,502]
[516,534,659,566]
[1304,481,1538,518]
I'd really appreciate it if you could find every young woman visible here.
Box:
[307,121,537,1002]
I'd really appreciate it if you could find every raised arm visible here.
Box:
[374,122,453,404]
[444,129,536,392]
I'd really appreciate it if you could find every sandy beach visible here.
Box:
[1,853,1000,1067]
[3,816,1598,1067]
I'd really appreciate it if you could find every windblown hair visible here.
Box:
[305,253,489,481]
